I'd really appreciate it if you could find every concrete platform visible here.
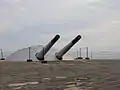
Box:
[1,60,120,90]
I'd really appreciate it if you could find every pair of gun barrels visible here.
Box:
[35,35,81,60]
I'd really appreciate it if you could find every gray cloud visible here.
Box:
[0,0,120,59]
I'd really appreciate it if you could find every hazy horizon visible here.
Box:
[2,45,120,60]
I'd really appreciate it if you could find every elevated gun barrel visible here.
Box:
[36,34,60,60]
[55,35,81,60]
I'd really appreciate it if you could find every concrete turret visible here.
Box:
[55,35,81,60]
[36,34,60,61]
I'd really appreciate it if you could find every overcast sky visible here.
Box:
[0,0,120,53]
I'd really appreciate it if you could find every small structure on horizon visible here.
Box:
[27,47,33,62]
[75,48,83,60]
[91,52,93,59]
[78,48,83,59]
[0,49,5,60]
[85,47,90,60]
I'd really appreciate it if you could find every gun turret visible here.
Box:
[36,34,60,61]
[55,35,81,60]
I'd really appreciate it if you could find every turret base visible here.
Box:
[85,57,90,60]
[75,57,83,60]
[27,59,33,62]
[41,61,47,63]
[55,55,63,60]
[0,58,5,60]
[36,56,44,61]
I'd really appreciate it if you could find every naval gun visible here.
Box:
[55,35,81,60]
[36,34,60,61]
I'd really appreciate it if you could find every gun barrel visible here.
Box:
[55,35,81,60]
[36,34,60,60]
